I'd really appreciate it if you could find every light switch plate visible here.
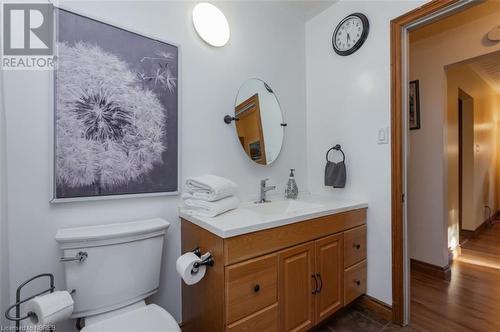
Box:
[378,127,389,144]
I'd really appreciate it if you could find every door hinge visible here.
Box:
[402,193,405,203]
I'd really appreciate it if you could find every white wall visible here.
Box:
[2,1,307,329]
[409,5,500,266]
[0,53,9,328]
[306,0,424,305]
[460,95,474,232]
[446,65,498,231]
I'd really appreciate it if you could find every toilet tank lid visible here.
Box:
[56,218,170,245]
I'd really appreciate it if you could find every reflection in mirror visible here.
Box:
[234,79,284,165]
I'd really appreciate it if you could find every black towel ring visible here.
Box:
[326,144,345,162]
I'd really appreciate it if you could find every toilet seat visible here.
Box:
[81,304,181,332]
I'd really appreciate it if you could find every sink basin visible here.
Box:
[241,199,324,215]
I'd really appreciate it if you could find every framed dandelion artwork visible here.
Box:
[52,8,179,202]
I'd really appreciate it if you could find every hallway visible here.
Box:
[411,224,500,332]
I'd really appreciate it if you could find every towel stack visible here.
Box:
[181,175,239,218]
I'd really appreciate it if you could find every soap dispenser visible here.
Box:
[285,169,299,199]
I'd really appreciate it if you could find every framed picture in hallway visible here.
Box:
[52,8,180,202]
[409,80,420,130]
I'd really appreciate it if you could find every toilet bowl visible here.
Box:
[56,218,180,332]
[82,302,180,332]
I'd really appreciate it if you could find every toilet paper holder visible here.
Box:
[4,273,75,330]
[4,273,56,329]
[191,247,214,274]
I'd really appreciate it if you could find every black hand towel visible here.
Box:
[324,145,346,188]
[325,160,346,188]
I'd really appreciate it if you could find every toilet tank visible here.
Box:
[55,218,170,318]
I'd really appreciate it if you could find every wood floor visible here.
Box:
[410,223,500,332]
[461,222,500,257]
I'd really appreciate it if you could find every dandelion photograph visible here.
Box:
[53,9,178,200]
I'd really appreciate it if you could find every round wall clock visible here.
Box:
[332,13,369,56]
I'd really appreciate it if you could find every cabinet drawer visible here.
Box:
[225,254,278,324]
[344,225,366,268]
[344,260,367,305]
[226,303,278,332]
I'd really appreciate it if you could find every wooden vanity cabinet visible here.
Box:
[314,233,344,323]
[279,234,344,332]
[181,208,367,332]
[278,242,316,332]
[226,253,278,324]
[342,225,367,305]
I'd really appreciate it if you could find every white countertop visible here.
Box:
[180,194,368,238]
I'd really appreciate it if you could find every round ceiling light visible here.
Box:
[192,3,230,47]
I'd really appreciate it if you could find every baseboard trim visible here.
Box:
[461,216,490,242]
[411,258,451,281]
[474,217,489,236]
[355,294,392,322]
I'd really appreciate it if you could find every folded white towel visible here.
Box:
[182,196,240,218]
[185,175,238,202]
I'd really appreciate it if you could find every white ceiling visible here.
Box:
[469,51,500,93]
[292,0,336,21]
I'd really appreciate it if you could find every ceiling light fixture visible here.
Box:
[192,3,230,47]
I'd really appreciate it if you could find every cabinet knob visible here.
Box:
[253,284,260,293]
[355,279,361,286]
[353,243,361,249]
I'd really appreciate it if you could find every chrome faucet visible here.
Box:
[257,178,276,203]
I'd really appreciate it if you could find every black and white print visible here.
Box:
[54,9,178,200]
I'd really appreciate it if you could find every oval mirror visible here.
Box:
[234,79,284,165]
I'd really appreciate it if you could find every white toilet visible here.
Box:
[55,218,181,332]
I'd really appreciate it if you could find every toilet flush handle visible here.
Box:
[60,251,88,263]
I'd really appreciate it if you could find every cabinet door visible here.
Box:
[278,242,315,332]
[314,233,344,323]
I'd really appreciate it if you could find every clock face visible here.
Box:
[332,13,369,56]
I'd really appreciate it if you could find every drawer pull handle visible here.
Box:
[355,279,361,286]
[353,244,361,249]
[316,273,323,292]
[253,284,260,293]
[311,274,318,294]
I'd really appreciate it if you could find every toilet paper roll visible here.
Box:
[23,291,74,328]
[176,252,206,285]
